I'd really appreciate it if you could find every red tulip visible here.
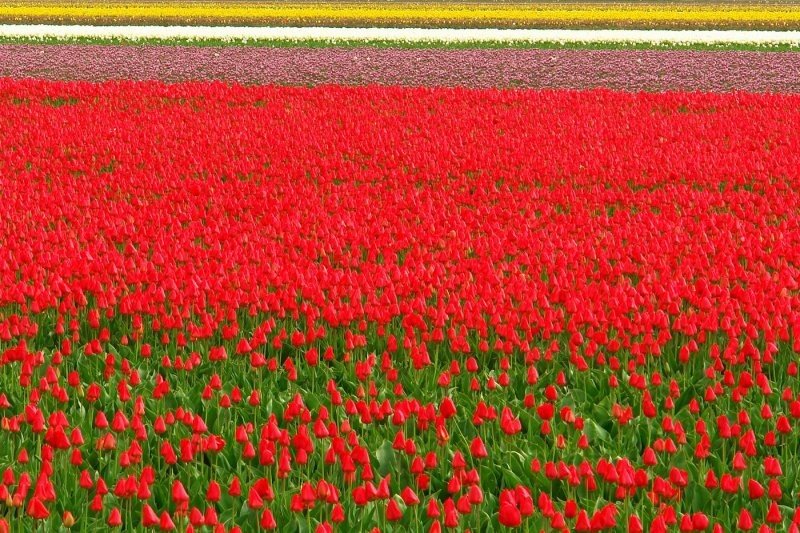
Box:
[331,504,345,523]
[738,508,754,530]
[26,496,49,520]
[107,507,122,527]
[142,504,159,527]
[426,499,441,519]
[498,501,521,528]
[205,481,221,502]
[628,514,644,533]
[260,509,277,530]
[386,499,403,522]
[247,487,263,510]
[766,501,782,524]
[443,499,459,528]
[748,479,765,499]
[439,398,457,419]
[693,512,710,530]
[172,480,189,504]
[401,486,420,506]
[228,476,242,497]
[470,437,488,459]
[159,512,175,531]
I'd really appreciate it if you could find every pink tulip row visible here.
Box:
[1,45,799,91]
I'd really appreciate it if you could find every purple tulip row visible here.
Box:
[2,45,800,92]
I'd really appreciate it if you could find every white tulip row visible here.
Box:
[1,25,800,45]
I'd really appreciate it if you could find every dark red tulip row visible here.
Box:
[0,79,800,531]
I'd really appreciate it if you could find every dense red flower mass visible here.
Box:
[1,79,800,531]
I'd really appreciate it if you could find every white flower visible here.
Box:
[0,25,799,46]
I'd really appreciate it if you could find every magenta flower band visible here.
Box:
[2,44,799,92]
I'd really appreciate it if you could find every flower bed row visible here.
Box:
[3,2,800,29]
[1,80,800,531]
[3,26,800,46]
[3,45,800,92]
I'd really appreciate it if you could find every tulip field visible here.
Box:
[4,1,800,531]
[1,76,800,533]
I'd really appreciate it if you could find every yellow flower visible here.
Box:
[1,3,799,26]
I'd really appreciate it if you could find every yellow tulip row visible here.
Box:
[2,2,800,28]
